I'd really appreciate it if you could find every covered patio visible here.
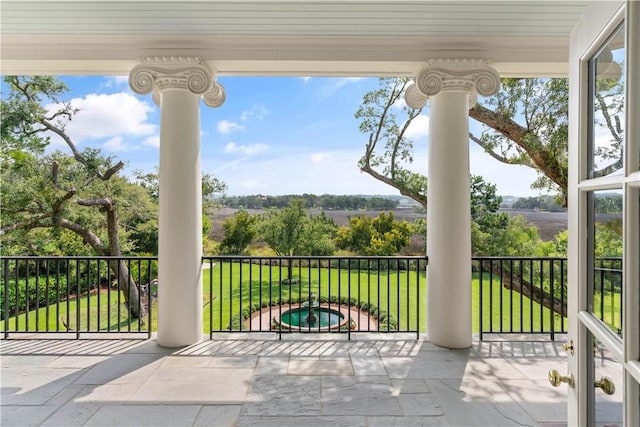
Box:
[2,1,639,425]
[0,336,569,427]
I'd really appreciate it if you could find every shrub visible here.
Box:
[1,276,69,320]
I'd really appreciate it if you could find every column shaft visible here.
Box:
[427,90,472,348]
[157,89,203,347]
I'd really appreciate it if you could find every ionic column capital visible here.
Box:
[129,56,225,108]
[405,59,500,108]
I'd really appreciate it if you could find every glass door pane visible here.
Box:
[588,23,625,179]
[588,189,623,338]
[592,336,623,427]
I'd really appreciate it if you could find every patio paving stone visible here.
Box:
[288,358,354,376]
[366,415,448,426]
[236,415,367,427]
[192,404,242,427]
[321,376,403,416]
[83,404,202,427]
[241,375,322,416]
[0,337,574,426]
[131,367,253,403]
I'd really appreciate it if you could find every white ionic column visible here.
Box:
[129,57,225,347]
[406,59,500,348]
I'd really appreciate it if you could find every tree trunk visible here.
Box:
[105,202,146,319]
[108,259,145,318]
[56,201,146,319]
[484,261,566,318]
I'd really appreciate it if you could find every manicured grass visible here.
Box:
[0,290,143,333]
[473,273,567,335]
[203,261,426,332]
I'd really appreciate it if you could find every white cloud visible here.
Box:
[103,136,137,152]
[320,77,366,98]
[47,92,156,144]
[225,142,269,156]
[334,77,365,89]
[206,148,400,196]
[311,152,333,163]
[217,119,244,134]
[300,77,312,83]
[103,76,129,88]
[405,115,430,139]
[238,179,269,192]
[240,105,269,122]
[470,147,539,197]
[143,135,160,148]
[392,96,408,110]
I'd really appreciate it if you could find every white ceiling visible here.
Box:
[0,0,597,77]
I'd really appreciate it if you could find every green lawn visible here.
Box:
[0,290,142,333]
[203,261,426,332]
[1,263,622,336]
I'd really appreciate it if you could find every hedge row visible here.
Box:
[226,295,398,331]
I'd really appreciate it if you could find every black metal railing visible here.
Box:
[593,257,623,337]
[473,257,623,340]
[1,256,155,338]
[474,257,567,340]
[1,255,622,341]
[203,256,427,340]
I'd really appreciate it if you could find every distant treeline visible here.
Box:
[510,193,622,214]
[218,194,399,210]
[511,195,565,212]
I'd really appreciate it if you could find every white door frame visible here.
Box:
[567,1,640,425]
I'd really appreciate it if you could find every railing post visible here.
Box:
[478,258,483,341]
[3,259,9,339]
[347,258,351,341]
[550,258,555,341]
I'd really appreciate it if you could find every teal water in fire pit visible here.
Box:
[279,307,344,328]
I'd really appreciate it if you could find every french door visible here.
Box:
[565,1,640,425]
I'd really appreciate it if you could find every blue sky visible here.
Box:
[45,75,540,197]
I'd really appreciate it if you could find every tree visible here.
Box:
[468,78,569,205]
[358,77,624,208]
[1,76,150,317]
[356,78,427,206]
[132,168,226,253]
[219,209,256,255]
[255,200,337,281]
[255,199,336,257]
[335,211,412,256]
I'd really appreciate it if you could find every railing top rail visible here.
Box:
[0,256,158,261]
[472,256,568,261]
[202,255,429,261]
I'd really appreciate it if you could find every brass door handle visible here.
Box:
[548,369,574,388]
[594,376,615,395]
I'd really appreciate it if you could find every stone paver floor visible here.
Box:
[1,334,570,426]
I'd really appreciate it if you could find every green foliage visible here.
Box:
[594,193,623,214]
[255,199,337,256]
[335,211,411,256]
[470,175,502,221]
[472,214,542,256]
[511,195,565,212]
[220,194,398,210]
[0,276,69,320]
[1,76,73,158]
[595,219,622,258]
[473,78,570,202]
[355,77,427,205]
[219,209,257,255]
[202,172,228,213]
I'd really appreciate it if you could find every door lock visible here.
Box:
[562,339,574,356]
[548,369,574,388]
